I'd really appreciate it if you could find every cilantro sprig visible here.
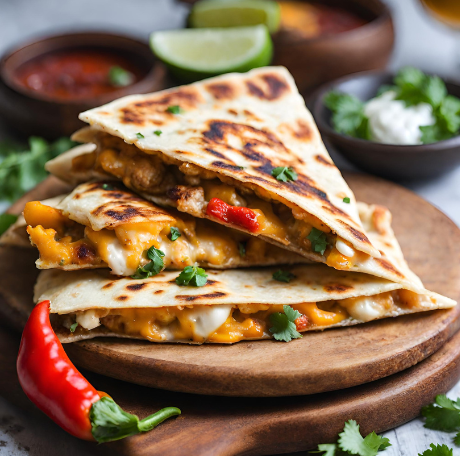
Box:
[272,270,296,283]
[132,246,165,279]
[271,166,298,182]
[313,420,390,456]
[170,227,181,241]
[307,227,329,255]
[269,305,302,342]
[176,266,208,287]
[0,137,76,201]
[325,67,460,144]
[69,322,78,333]
[0,213,18,235]
[167,105,182,114]
[418,444,453,456]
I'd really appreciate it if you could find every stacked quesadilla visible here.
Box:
[10,67,455,344]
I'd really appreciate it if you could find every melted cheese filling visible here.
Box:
[73,134,362,268]
[65,290,426,343]
[25,201,284,274]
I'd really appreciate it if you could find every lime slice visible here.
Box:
[189,0,280,33]
[150,25,273,82]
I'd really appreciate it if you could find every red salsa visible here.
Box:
[13,49,146,101]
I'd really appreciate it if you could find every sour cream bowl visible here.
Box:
[310,71,460,180]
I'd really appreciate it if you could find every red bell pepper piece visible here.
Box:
[206,197,260,233]
[17,300,180,443]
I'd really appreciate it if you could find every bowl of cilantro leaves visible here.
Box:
[311,67,460,180]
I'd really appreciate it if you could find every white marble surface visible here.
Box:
[1,0,460,454]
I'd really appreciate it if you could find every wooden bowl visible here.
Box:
[0,32,167,139]
[272,0,395,94]
[310,71,460,180]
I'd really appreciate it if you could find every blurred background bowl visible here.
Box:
[310,71,460,180]
[272,0,395,94]
[0,31,166,139]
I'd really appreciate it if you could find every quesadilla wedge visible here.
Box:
[47,67,384,274]
[34,264,455,344]
[23,181,305,276]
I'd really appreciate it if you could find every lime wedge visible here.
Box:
[150,25,273,82]
[189,0,280,34]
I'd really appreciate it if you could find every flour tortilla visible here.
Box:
[34,264,455,344]
[51,67,379,261]
[26,181,307,271]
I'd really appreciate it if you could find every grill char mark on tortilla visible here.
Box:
[246,73,289,101]
[206,83,235,100]
[292,120,313,141]
[324,284,354,293]
[375,258,405,278]
[126,283,147,291]
[116,295,128,301]
[120,88,203,125]
[315,155,334,167]
[176,292,227,301]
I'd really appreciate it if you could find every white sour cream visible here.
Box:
[364,91,435,145]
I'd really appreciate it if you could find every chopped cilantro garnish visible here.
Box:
[422,394,460,434]
[343,197,350,204]
[102,183,114,190]
[269,305,302,342]
[0,213,18,235]
[108,66,134,87]
[154,130,162,136]
[136,132,144,139]
[238,242,246,257]
[167,105,182,114]
[132,246,165,279]
[170,227,181,241]
[238,166,245,170]
[175,266,208,287]
[272,270,296,283]
[271,166,298,182]
[419,444,453,456]
[69,322,78,333]
[307,227,329,255]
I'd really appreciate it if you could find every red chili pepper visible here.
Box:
[206,198,260,233]
[17,300,180,443]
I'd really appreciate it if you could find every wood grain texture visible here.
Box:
[1,321,460,455]
[1,173,459,397]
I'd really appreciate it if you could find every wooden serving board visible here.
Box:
[1,321,460,455]
[1,173,460,397]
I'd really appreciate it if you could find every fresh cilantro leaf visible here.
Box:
[439,95,460,133]
[102,183,114,190]
[420,124,454,144]
[343,197,350,204]
[269,305,302,342]
[395,67,425,91]
[324,91,370,140]
[422,394,460,432]
[271,166,298,182]
[307,227,329,255]
[108,66,134,87]
[314,443,339,456]
[170,227,181,241]
[238,242,246,257]
[418,443,453,456]
[70,322,78,333]
[176,266,208,287]
[154,130,162,136]
[272,270,296,283]
[132,246,165,279]
[167,105,182,114]
[454,432,460,446]
[424,76,447,108]
[338,420,390,456]
[136,132,144,139]
[0,136,76,201]
[0,213,18,235]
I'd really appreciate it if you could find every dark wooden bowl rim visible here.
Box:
[0,30,164,106]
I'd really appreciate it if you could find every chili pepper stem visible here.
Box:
[138,407,181,432]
